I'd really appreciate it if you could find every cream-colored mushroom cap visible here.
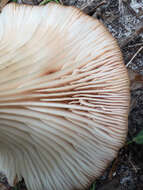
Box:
[0,3,130,190]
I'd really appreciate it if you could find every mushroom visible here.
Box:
[0,3,130,190]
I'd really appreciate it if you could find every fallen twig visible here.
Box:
[126,46,143,67]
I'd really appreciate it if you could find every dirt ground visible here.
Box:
[0,0,142,190]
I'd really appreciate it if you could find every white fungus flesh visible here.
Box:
[0,3,130,190]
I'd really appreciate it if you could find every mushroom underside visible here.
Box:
[0,3,130,190]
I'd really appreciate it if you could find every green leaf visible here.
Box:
[133,130,143,144]
[90,182,96,190]
[40,0,59,5]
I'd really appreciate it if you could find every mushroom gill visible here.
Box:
[0,3,130,190]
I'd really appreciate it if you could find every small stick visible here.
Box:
[81,0,107,11]
[120,22,143,48]
[126,46,143,67]
[128,43,143,47]
[108,157,118,180]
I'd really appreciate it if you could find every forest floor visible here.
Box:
[0,0,143,190]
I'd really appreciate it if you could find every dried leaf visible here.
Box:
[128,69,143,91]
[0,0,9,11]
[0,182,10,190]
